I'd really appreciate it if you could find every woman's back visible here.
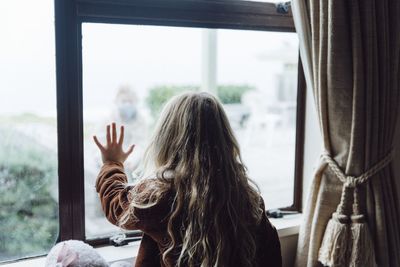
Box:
[96,164,282,267]
[94,92,282,266]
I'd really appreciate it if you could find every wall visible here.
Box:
[280,234,299,267]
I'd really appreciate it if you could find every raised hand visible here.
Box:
[93,122,135,164]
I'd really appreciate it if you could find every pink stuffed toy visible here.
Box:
[45,240,131,267]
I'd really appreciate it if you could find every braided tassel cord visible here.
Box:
[318,151,393,266]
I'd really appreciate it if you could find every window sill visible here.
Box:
[270,213,302,238]
[1,214,302,267]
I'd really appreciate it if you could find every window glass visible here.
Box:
[82,24,298,238]
[243,0,286,2]
[0,0,58,261]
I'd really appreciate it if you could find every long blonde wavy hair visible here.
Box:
[122,92,263,267]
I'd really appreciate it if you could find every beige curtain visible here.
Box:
[292,0,400,266]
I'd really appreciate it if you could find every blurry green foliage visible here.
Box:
[146,85,197,117]
[0,128,58,261]
[146,84,254,117]
[217,85,255,104]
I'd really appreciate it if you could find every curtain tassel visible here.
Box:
[318,184,352,267]
[349,216,376,267]
[349,187,377,267]
[318,150,393,266]
[318,212,350,266]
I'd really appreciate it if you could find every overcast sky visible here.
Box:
[0,0,298,117]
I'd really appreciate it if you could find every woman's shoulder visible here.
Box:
[134,169,174,188]
[258,195,267,210]
[257,196,277,231]
[130,177,173,201]
[255,196,282,266]
[126,178,174,229]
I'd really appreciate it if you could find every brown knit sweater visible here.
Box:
[96,162,282,267]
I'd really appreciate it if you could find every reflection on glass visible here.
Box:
[83,24,298,238]
[0,0,58,262]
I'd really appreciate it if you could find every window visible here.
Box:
[82,25,299,238]
[0,0,305,262]
[0,0,58,262]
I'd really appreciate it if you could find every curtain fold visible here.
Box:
[292,0,400,266]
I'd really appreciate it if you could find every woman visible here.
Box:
[94,92,281,267]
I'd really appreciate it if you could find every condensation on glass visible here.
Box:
[0,0,58,262]
[82,24,299,238]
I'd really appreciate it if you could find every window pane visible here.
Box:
[83,24,298,238]
[0,0,58,261]
[217,30,298,209]
[241,0,284,3]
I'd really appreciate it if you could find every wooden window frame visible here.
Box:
[55,0,305,245]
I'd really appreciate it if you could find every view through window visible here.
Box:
[82,24,299,238]
[0,0,299,261]
[0,0,58,262]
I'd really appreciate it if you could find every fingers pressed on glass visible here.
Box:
[126,144,135,156]
[118,126,124,145]
[112,122,117,143]
[93,136,105,151]
[106,125,111,145]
